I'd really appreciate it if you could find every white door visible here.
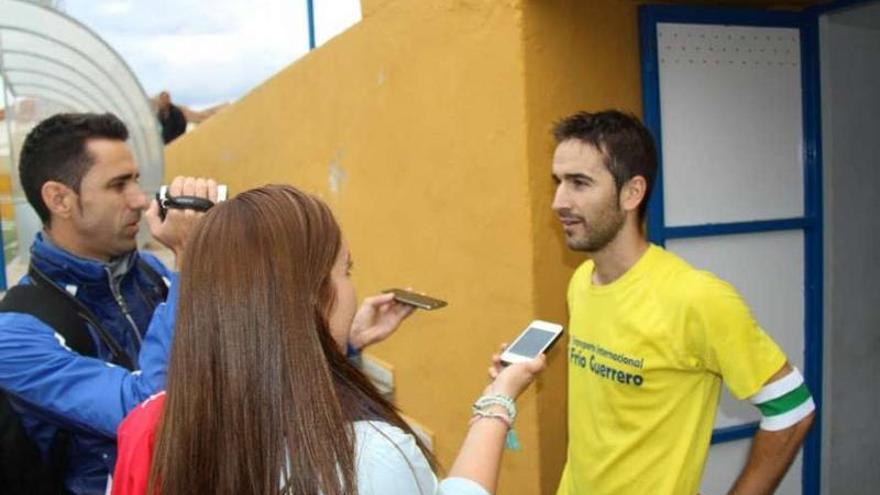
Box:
[640,6,823,495]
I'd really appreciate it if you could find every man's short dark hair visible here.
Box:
[553,110,658,220]
[19,113,129,224]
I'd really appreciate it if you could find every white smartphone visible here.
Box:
[500,320,564,365]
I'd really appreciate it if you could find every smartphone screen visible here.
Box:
[508,327,558,358]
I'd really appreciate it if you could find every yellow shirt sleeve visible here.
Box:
[687,272,787,400]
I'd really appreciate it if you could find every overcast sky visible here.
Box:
[62,0,361,109]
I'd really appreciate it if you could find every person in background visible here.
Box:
[156,91,187,144]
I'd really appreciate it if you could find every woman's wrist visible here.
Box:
[470,393,522,451]
[487,380,521,399]
[469,410,512,430]
[473,394,516,421]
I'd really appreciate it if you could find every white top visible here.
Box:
[353,420,489,495]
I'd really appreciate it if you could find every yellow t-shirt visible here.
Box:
[556,245,786,495]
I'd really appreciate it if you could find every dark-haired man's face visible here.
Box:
[551,139,625,253]
[69,139,147,260]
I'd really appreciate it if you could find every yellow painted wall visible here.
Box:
[165,1,542,493]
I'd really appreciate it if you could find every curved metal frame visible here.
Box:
[0,0,166,289]
[14,83,98,112]
[4,49,145,128]
[3,65,147,163]
[0,25,156,166]
[6,68,109,111]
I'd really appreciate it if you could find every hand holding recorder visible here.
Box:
[156,183,228,220]
[144,176,223,269]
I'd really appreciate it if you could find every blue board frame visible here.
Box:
[639,5,822,494]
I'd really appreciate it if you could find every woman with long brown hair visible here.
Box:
[111,184,545,495]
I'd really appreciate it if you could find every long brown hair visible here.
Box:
[149,185,436,495]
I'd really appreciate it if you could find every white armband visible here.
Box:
[749,367,815,431]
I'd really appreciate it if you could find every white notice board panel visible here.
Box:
[658,23,804,226]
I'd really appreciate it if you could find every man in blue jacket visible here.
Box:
[0,113,217,494]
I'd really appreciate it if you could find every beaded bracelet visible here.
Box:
[471,393,521,451]
[473,394,517,422]
[469,410,513,429]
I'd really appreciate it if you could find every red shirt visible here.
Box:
[112,392,166,495]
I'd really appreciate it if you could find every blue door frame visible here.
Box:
[639,5,823,494]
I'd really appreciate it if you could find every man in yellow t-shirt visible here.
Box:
[550,110,815,495]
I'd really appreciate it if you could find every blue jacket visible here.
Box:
[0,234,178,494]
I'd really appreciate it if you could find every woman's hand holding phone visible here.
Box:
[348,293,416,350]
[485,343,547,399]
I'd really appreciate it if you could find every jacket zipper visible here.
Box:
[106,268,144,348]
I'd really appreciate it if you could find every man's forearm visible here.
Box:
[727,413,815,495]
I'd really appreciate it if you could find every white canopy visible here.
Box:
[1,0,163,262]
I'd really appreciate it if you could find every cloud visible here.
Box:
[63,0,361,109]
[314,0,363,45]
[95,1,133,16]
